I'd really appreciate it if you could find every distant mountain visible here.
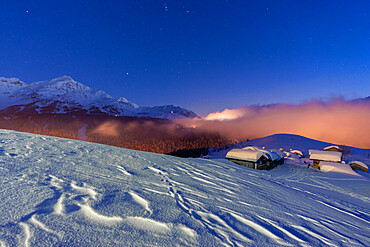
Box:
[0,76,228,154]
[0,75,197,120]
[352,96,370,104]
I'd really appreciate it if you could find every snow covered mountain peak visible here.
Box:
[0,77,24,86]
[0,75,197,119]
[117,97,129,103]
[11,76,114,108]
[53,75,74,81]
[43,75,91,92]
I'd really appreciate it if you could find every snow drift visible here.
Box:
[0,129,369,246]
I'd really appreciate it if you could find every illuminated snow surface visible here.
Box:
[0,130,369,246]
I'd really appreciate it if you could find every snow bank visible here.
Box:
[319,161,359,176]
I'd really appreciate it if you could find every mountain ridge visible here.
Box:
[0,75,197,120]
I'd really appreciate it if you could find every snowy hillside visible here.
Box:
[0,76,197,119]
[0,129,369,246]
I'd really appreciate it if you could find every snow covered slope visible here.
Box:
[0,129,369,246]
[0,76,197,119]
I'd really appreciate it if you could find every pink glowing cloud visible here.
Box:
[179,99,370,149]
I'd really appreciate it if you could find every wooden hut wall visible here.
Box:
[226,158,258,169]
[312,160,320,169]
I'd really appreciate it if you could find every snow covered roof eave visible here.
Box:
[226,149,268,162]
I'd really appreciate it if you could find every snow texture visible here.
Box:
[0,129,369,246]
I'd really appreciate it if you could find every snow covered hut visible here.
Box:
[226,149,270,170]
[323,145,343,153]
[226,147,284,170]
[349,161,368,173]
[309,150,342,169]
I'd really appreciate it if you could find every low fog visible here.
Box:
[179,99,370,149]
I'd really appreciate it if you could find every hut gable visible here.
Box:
[323,145,343,153]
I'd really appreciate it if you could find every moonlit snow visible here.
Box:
[0,130,369,246]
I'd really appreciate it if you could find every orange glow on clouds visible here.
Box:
[179,99,370,149]
[92,121,119,137]
[205,108,247,120]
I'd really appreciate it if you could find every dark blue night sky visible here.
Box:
[0,0,369,115]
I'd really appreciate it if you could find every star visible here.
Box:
[163,1,168,11]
